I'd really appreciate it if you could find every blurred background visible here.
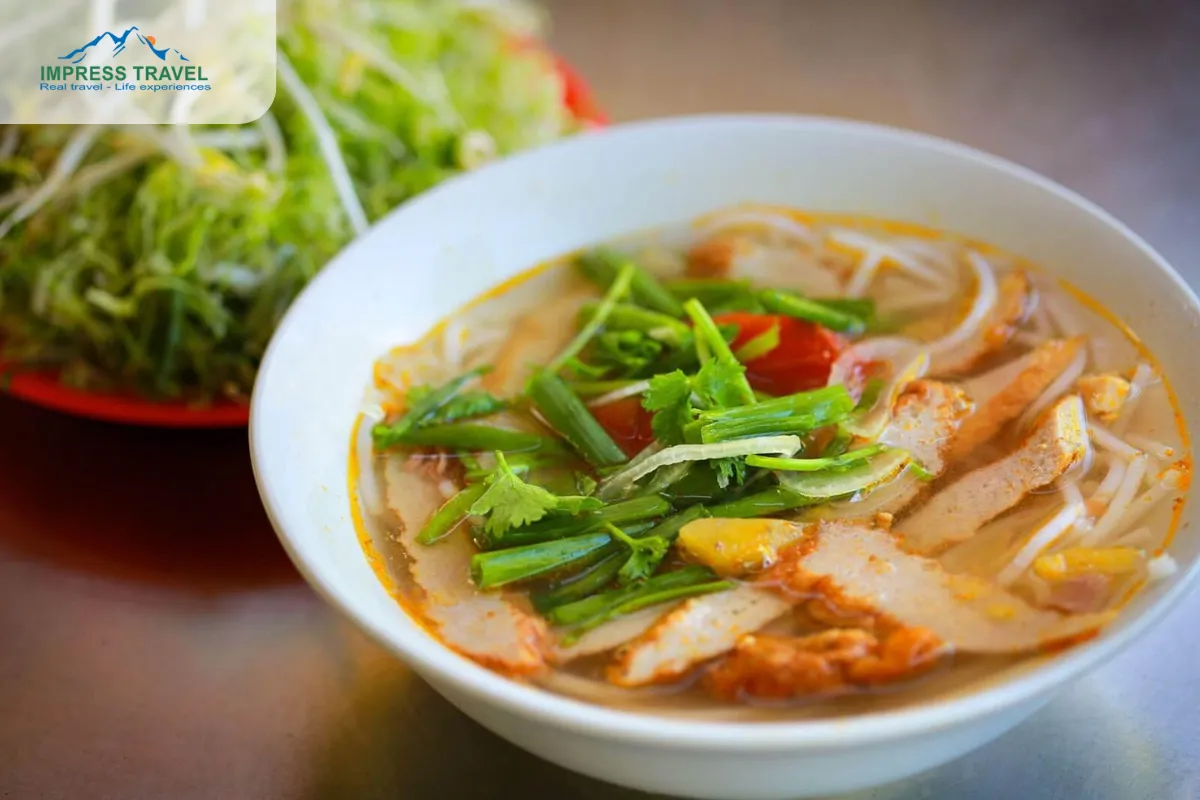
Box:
[2,1,1198,798]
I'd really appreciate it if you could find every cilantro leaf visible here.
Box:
[692,360,749,411]
[605,523,671,585]
[469,452,562,535]
[576,473,598,496]
[593,329,664,376]
[468,453,607,535]
[711,456,748,489]
[643,369,694,445]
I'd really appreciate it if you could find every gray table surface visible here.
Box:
[2,1,1198,798]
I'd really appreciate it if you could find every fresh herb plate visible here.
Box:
[0,54,603,428]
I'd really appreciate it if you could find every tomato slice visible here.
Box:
[714,312,844,395]
[590,395,657,457]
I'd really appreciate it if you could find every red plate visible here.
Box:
[0,52,605,428]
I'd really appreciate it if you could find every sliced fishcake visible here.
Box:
[896,394,1089,555]
[949,337,1085,462]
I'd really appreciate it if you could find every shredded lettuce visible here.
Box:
[0,0,575,400]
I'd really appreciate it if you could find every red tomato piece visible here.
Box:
[714,312,844,396]
[590,395,657,457]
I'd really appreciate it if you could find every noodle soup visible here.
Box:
[351,207,1189,716]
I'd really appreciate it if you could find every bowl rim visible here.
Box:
[250,113,1200,750]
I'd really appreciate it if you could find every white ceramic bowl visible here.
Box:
[249,116,1200,800]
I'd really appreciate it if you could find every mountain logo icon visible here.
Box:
[59,26,189,65]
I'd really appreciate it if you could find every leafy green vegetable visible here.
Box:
[578,301,691,346]
[705,485,820,518]
[592,330,665,376]
[548,566,734,642]
[745,443,890,472]
[527,370,628,467]
[814,297,877,328]
[575,250,685,318]
[643,369,694,445]
[373,367,491,448]
[908,458,937,482]
[567,379,644,396]
[547,262,635,374]
[491,496,670,547]
[665,278,763,313]
[417,483,487,545]
[692,360,750,411]
[604,523,671,585]
[682,299,755,406]
[641,357,751,447]
[758,289,866,333]
[383,424,555,453]
[696,385,855,443]
[0,0,575,400]
[471,531,613,589]
[462,450,564,482]
[531,551,627,612]
[422,390,507,427]
[469,452,601,536]
[711,456,749,489]
[820,429,853,458]
[575,473,598,496]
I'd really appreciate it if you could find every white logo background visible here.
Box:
[1,0,276,124]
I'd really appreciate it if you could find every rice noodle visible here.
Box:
[1060,480,1085,512]
[845,250,884,298]
[1029,295,1057,338]
[996,486,1084,586]
[588,380,652,408]
[439,320,473,373]
[356,406,386,516]
[1013,331,1043,348]
[829,229,944,288]
[959,351,1034,407]
[277,49,370,236]
[598,436,802,500]
[816,468,919,519]
[1113,469,1184,533]
[1040,292,1088,338]
[1124,433,1176,461]
[926,251,999,358]
[1114,363,1158,435]
[1015,348,1087,431]
[1088,424,1143,461]
[697,208,816,245]
[1089,455,1127,511]
[877,286,957,315]
[1080,455,1148,545]
[1147,554,1178,583]
[896,237,955,272]
[1111,526,1153,549]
